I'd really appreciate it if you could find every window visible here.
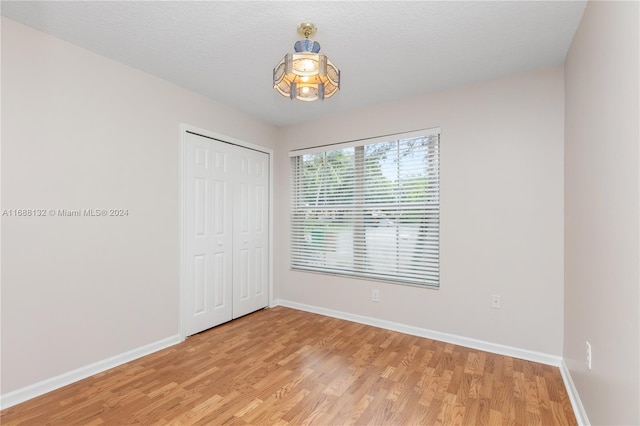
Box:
[290,129,440,287]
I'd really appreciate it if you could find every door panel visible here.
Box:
[193,254,206,314]
[185,132,269,334]
[232,148,269,319]
[185,133,233,335]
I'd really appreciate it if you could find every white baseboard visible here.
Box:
[559,359,590,425]
[0,334,181,410]
[272,299,562,367]
[2,306,579,415]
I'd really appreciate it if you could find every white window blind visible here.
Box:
[290,131,440,287]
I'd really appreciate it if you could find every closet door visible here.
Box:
[184,133,234,335]
[232,147,269,319]
[184,132,269,336]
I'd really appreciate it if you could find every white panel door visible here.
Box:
[185,132,269,335]
[185,132,234,335]
[232,147,269,319]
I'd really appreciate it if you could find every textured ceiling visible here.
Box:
[1,1,586,127]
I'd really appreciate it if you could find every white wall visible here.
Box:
[1,17,276,394]
[564,2,640,425]
[274,66,565,356]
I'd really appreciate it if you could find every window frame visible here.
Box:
[289,128,440,288]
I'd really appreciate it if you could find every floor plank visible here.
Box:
[0,307,577,425]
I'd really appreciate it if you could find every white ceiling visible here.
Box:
[1,1,586,127]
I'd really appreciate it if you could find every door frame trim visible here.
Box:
[179,123,274,341]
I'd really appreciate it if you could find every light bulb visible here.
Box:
[301,59,315,71]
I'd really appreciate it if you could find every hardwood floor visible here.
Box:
[1,307,577,425]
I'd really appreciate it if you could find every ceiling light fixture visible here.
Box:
[273,23,340,102]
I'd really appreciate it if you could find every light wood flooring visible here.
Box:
[1,306,577,425]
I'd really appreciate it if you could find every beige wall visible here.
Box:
[564,1,640,425]
[274,66,565,355]
[1,18,277,393]
[8,5,638,422]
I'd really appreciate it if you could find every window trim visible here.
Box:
[288,128,441,157]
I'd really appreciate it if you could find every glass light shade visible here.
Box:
[273,37,340,101]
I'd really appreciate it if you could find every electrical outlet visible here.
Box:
[491,294,501,309]
[586,341,592,370]
[372,289,380,302]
